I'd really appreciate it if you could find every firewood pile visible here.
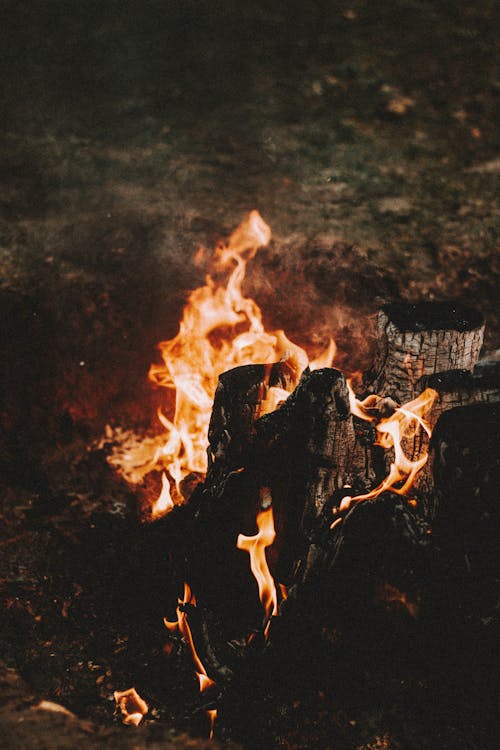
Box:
[153,300,500,742]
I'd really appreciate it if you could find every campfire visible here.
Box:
[87,212,498,745]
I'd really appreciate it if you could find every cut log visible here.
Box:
[421,360,500,429]
[366,301,485,404]
[194,367,358,627]
[410,361,500,515]
[360,302,487,516]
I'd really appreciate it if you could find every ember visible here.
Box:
[114,687,148,726]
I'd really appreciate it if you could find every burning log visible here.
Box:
[205,360,300,497]
[252,368,356,579]
[361,302,489,514]
[184,366,359,682]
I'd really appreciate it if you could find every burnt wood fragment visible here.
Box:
[205,364,268,495]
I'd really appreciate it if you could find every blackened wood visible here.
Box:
[251,368,356,582]
[205,361,299,497]
[206,364,268,495]
[366,302,485,404]
[412,363,500,514]
[347,415,378,492]
[281,492,431,632]
[430,402,500,620]
[431,402,500,548]
[422,361,500,429]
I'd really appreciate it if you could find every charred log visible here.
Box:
[421,359,500,428]
[281,492,431,629]
[249,368,356,583]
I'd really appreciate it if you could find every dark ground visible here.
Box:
[0,1,499,748]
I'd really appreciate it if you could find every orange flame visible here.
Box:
[237,506,278,636]
[113,687,148,726]
[152,471,174,518]
[338,386,437,514]
[164,583,217,738]
[106,212,335,514]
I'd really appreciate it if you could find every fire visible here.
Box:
[338,385,437,514]
[113,687,148,726]
[164,583,217,738]
[237,505,278,636]
[106,211,334,515]
[152,471,174,518]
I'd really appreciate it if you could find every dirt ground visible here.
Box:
[0,1,499,748]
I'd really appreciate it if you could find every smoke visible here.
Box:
[247,235,399,375]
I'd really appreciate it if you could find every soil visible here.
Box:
[0,1,499,748]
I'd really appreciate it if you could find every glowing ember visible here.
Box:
[164,583,217,738]
[377,581,420,618]
[114,687,148,726]
[237,505,278,636]
[106,211,334,514]
[337,385,437,516]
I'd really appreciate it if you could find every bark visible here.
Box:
[366,302,485,404]
[250,368,356,582]
[205,360,298,497]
